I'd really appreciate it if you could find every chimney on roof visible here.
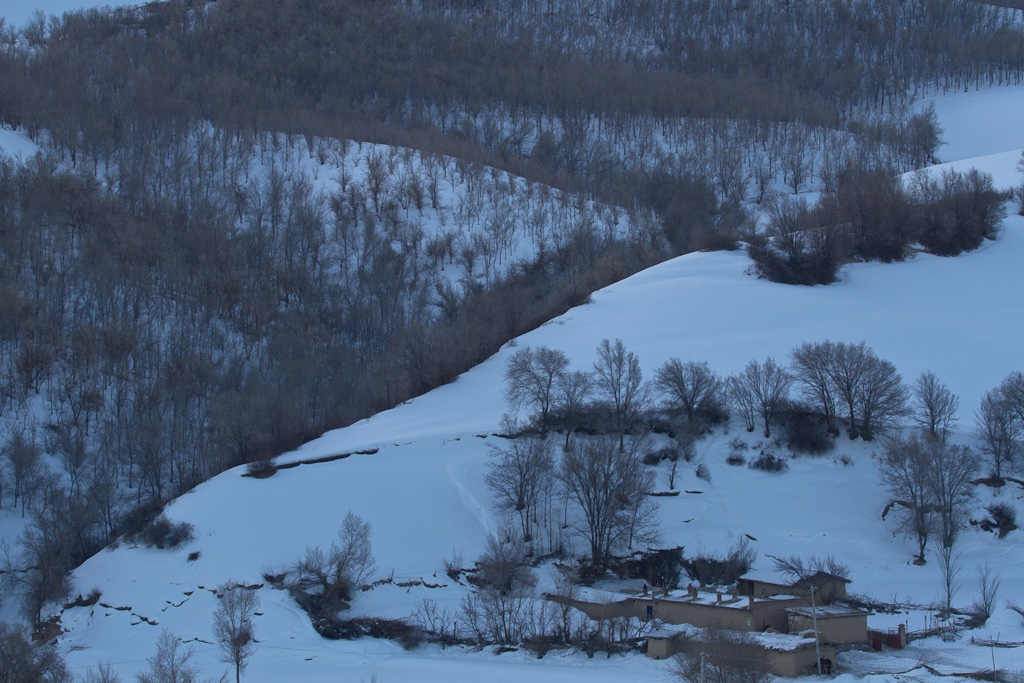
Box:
[716,591,722,604]
[749,596,755,610]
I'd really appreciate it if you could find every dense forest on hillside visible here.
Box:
[0,0,1022,624]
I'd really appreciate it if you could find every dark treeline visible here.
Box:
[0,0,1022,624]
[2,0,1023,209]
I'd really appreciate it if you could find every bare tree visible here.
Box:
[558,436,656,567]
[653,358,724,424]
[856,353,909,441]
[1016,149,1024,215]
[0,622,70,683]
[459,531,539,645]
[927,441,979,550]
[135,630,204,683]
[822,342,907,440]
[790,341,838,434]
[670,629,770,683]
[769,552,850,584]
[877,433,934,564]
[727,373,758,433]
[592,339,650,449]
[288,512,376,615]
[728,357,792,438]
[974,387,1021,480]
[823,341,870,438]
[969,563,1000,626]
[504,346,570,432]
[935,545,963,619]
[999,371,1024,424]
[3,428,41,514]
[484,427,555,542]
[912,371,959,442]
[213,583,260,683]
[81,662,123,683]
[552,369,593,448]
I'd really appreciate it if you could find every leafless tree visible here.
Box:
[1016,149,1024,215]
[727,373,758,433]
[0,621,70,683]
[974,387,1021,480]
[289,512,376,614]
[213,583,260,683]
[81,662,122,683]
[728,358,792,438]
[653,359,724,424]
[855,353,909,440]
[969,563,1000,626]
[459,531,539,645]
[504,346,570,432]
[592,339,650,449]
[824,341,907,440]
[935,544,963,619]
[790,341,839,434]
[552,369,593,448]
[670,629,770,683]
[912,371,959,442]
[999,371,1024,424]
[927,441,979,550]
[877,433,935,564]
[135,630,205,683]
[824,341,871,438]
[3,428,41,514]
[485,428,555,543]
[558,435,656,566]
[769,552,849,584]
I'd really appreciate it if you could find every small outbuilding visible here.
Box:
[787,605,869,646]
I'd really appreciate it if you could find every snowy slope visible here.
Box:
[16,74,1024,683]
[57,208,1024,681]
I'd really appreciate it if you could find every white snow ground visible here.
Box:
[50,86,1024,681]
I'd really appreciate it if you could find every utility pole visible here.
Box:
[700,651,706,683]
[811,585,822,675]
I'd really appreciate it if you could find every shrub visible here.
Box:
[695,463,711,482]
[983,503,1017,538]
[783,407,834,455]
[749,451,788,473]
[624,547,683,588]
[118,499,164,540]
[681,539,755,587]
[133,514,196,550]
[726,453,746,466]
[246,459,278,478]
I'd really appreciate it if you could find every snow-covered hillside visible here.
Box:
[50,84,1024,681]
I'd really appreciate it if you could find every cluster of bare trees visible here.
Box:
[878,434,978,566]
[877,370,1022,617]
[420,533,650,652]
[507,339,921,451]
[751,167,1006,285]
[485,428,657,568]
[505,341,725,446]
[1,0,1019,256]
[975,372,1024,482]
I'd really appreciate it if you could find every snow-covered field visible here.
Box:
[50,85,1024,681]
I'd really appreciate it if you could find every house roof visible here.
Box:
[787,605,869,619]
